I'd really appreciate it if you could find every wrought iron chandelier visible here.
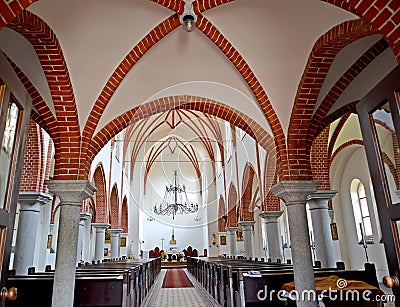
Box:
[153,170,198,220]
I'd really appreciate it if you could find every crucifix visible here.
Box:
[161,237,165,250]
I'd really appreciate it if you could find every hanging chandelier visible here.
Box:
[153,170,198,220]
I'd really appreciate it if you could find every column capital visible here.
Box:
[238,220,255,228]
[91,223,110,230]
[270,180,321,205]
[226,227,239,233]
[45,180,96,205]
[307,190,337,211]
[80,212,92,221]
[108,228,123,235]
[259,210,283,222]
[307,190,337,201]
[18,192,52,210]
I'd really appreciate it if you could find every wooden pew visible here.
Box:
[187,257,380,307]
[6,257,161,307]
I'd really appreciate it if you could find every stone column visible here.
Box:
[238,221,255,259]
[77,212,91,263]
[271,181,320,307]
[307,190,337,268]
[46,180,96,307]
[14,192,52,275]
[109,228,122,259]
[92,223,110,261]
[226,227,238,257]
[259,210,283,262]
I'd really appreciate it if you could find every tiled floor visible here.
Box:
[142,269,221,307]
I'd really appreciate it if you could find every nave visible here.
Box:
[1,1,400,306]
[143,268,220,307]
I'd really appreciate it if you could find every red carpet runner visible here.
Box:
[162,269,194,288]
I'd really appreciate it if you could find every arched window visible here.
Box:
[351,179,374,244]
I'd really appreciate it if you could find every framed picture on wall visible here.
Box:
[236,226,244,241]
[105,229,111,243]
[220,235,226,245]
[330,222,339,240]
[120,237,126,247]
[104,248,109,257]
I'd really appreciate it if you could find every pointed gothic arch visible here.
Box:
[92,164,107,223]
[110,184,119,229]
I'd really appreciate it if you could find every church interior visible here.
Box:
[0,0,400,306]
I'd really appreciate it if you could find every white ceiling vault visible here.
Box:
[0,0,398,174]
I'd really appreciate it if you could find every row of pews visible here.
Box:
[6,257,161,306]
[187,256,381,307]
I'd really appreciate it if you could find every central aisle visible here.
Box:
[142,268,221,307]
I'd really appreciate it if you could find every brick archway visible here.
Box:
[218,195,227,232]
[85,96,277,179]
[110,184,119,229]
[240,163,258,221]
[20,120,44,193]
[92,164,107,223]
[121,196,128,233]
[227,183,238,227]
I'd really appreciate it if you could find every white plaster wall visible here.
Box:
[332,147,388,280]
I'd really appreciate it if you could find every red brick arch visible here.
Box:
[110,184,119,229]
[92,164,108,223]
[263,153,280,211]
[121,196,128,233]
[195,15,287,178]
[288,19,377,180]
[218,195,227,232]
[227,183,238,227]
[20,120,43,192]
[7,11,80,180]
[79,15,181,179]
[239,163,258,221]
[323,0,400,62]
[85,96,276,179]
[0,0,38,29]
[331,139,364,163]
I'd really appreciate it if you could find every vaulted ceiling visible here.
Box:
[1,0,398,180]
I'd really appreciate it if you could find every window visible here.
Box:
[351,179,374,244]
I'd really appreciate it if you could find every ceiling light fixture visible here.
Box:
[180,3,197,32]
[182,14,195,32]
[153,170,198,220]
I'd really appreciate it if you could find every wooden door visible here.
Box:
[356,65,400,300]
[0,82,31,305]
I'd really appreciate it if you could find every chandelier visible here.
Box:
[153,170,198,219]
